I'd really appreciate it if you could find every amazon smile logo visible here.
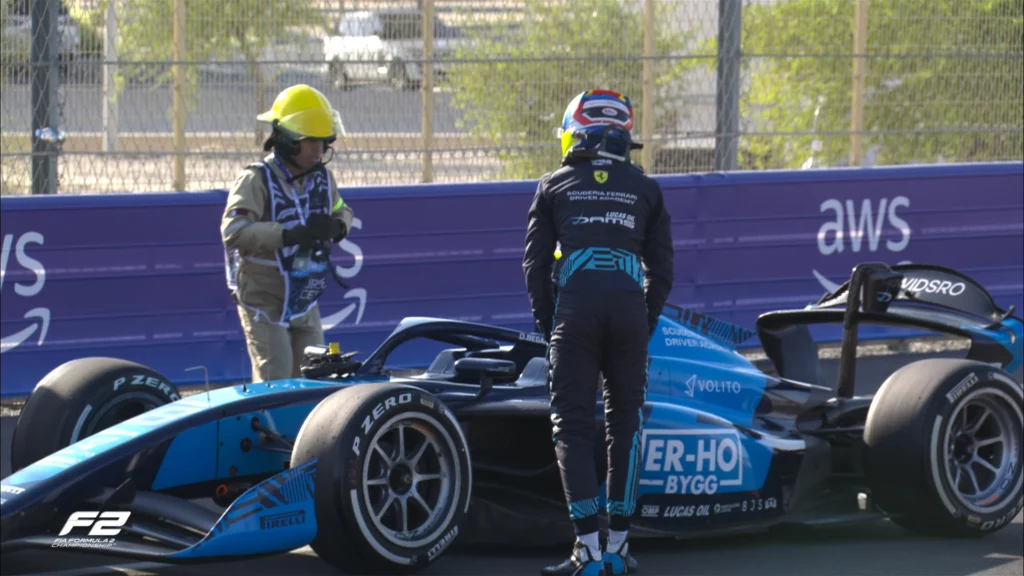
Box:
[1,232,50,354]
[320,217,367,332]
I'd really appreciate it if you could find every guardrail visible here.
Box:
[1,161,1021,398]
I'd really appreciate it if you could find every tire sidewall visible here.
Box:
[12,360,180,471]
[924,365,1023,533]
[64,368,182,443]
[325,386,471,570]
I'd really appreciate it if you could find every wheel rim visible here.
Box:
[75,392,162,442]
[360,412,458,548]
[942,387,1023,514]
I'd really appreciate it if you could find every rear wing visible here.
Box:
[758,262,1022,399]
[810,263,1016,327]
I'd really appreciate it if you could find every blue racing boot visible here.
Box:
[541,539,606,576]
[603,540,638,575]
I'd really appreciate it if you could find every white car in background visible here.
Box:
[324,9,464,91]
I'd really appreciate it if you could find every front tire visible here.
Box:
[291,384,471,575]
[10,357,180,472]
[864,359,1023,537]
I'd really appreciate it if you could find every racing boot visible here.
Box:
[603,539,638,575]
[541,539,606,576]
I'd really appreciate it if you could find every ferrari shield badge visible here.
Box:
[594,170,608,183]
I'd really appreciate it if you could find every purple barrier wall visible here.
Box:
[2,162,1022,398]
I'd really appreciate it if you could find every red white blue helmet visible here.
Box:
[558,89,637,161]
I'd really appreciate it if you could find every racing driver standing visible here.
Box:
[523,89,675,576]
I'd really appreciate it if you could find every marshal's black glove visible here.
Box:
[307,212,347,243]
[282,225,316,249]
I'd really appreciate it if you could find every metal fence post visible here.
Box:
[30,0,59,195]
[103,0,119,152]
[641,0,656,173]
[850,0,868,167]
[714,0,741,172]
[172,0,186,191]
[421,0,434,183]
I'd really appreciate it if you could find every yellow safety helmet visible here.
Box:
[257,84,342,141]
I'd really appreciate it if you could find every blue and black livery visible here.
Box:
[1,262,1021,574]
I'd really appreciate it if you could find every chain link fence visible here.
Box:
[1,0,1021,195]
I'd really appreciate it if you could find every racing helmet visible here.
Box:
[557,89,640,163]
[257,84,343,157]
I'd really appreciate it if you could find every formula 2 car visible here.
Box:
[1,262,1021,574]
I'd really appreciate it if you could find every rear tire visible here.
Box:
[864,359,1023,537]
[291,384,471,575]
[10,357,180,472]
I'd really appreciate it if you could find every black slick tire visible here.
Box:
[10,357,180,472]
[290,383,471,575]
[864,358,1023,537]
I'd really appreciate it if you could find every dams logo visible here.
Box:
[594,170,608,184]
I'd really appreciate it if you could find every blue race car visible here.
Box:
[1,262,1022,575]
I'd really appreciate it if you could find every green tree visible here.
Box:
[447,0,698,180]
[87,0,326,141]
[703,0,1023,169]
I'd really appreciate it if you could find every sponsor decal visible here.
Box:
[811,196,911,293]
[572,211,636,229]
[566,190,637,205]
[113,374,181,402]
[662,337,727,352]
[676,309,756,349]
[640,504,660,518]
[321,217,367,331]
[684,374,742,399]
[639,430,743,495]
[52,511,130,548]
[260,510,306,530]
[662,504,710,518]
[946,373,980,403]
[901,277,966,297]
[0,231,49,355]
[352,392,414,457]
[0,485,25,495]
[594,170,608,184]
[428,525,459,560]
[980,500,1022,532]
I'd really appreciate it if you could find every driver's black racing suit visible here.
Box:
[522,156,674,538]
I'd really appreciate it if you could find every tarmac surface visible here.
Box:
[2,339,1022,576]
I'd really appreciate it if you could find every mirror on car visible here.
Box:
[453,357,519,399]
[862,268,904,314]
[453,357,517,382]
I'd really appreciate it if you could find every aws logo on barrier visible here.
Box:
[1,232,49,354]
[812,196,912,293]
[321,217,367,332]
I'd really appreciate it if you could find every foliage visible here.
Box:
[446,0,699,180]
[701,0,1023,169]
[83,0,325,112]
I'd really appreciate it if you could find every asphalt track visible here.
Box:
[2,343,1022,576]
